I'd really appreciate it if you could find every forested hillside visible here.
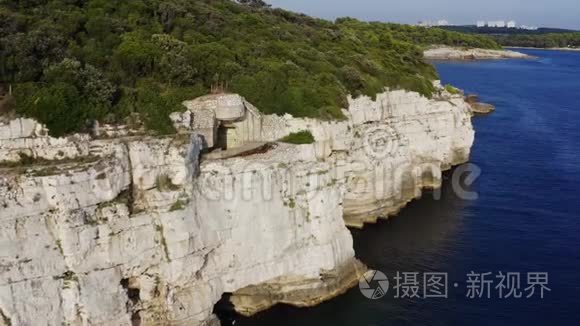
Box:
[440,25,578,36]
[437,26,580,49]
[495,33,580,48]
[0,0,499,136]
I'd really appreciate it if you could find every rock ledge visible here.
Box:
[424,46,533,60]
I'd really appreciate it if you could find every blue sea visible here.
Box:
[232,49,580,325]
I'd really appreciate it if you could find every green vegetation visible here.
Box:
[494,33,580,48]
[279,130,315,144]
[386,25,501,50]
[0,0,500,136]
[288,197,296,209]
[436,26,580,49]
[444,84,461,95]
[439,26,577,36]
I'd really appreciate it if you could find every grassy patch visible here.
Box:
[444,84,461,95]
[279,131,315,145]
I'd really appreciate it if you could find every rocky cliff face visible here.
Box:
[0,83,474,325]
[255,86,475,227]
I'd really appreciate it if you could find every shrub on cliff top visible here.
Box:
[445,84,461,95]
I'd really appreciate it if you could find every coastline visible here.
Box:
[424,46,533,60]
[235,45,580,326]
[506,46,580,52]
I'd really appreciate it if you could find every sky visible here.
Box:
[266,0,580,30]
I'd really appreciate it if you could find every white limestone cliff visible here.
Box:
[0,83,474,325]
[424,46,532,60]
[251,86,475,227]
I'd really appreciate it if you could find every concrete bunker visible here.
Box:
[179,93,270,159]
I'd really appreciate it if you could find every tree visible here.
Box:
[3,0,499,136]
[157,0,185,32]
[236,0,271,8]
[14,82,98,137]
[44,58,115,106]
[1,26,67,83]
[114,32,160,82]
[133,81,178,135]
[152,34,196,85]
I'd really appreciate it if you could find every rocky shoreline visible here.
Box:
[507,46,580,52]
[424,46,532,60]
[465,94,496,114]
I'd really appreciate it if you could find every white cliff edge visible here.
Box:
[0,82,474,325]
[424,46,532,60]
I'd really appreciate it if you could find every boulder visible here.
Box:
[465,94,479,104]
[470,102,496,114]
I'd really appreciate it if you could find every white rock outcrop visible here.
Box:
[0,118,90,162]
[424,46,532,60]
[0,83,474,325]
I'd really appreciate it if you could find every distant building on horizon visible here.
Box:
[476,19,538,30]
[416,19,450,27]
[487,20,506,28]
[520,25,539,30]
